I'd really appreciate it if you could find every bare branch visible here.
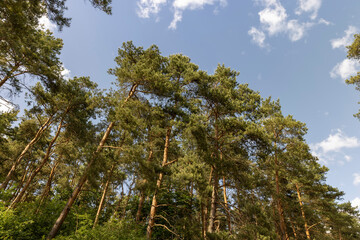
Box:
[164,159,178,167]
[308,222,320,230]
[153,224,179,237]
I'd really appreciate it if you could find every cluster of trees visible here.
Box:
[1,1,360,240]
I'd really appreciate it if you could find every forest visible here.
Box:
[1,1,360,239]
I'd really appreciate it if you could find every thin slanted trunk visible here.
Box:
[223,175,231,233]
[136,192,146,223]
[11,161,31,201]
[146,127,171,240]
[295,183,310,239]
[47,121,114,239]
[37,160,59,213]
[47,84,137,239]
[201,201,208,239]
[121,179,135,219]
[93,164,115,228]
[274,148,288,240]
[10,118,63,209]
[290,218,298,240]
[207,168,218,233]
[275,171,287,240]
[1,116,53,190]
[272,204,281,240]
[136,149,153,223]
[113,185,125,218]
[207,114,221,234]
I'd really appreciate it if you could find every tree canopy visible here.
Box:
[0,1,359,240]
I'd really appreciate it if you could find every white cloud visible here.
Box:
[250,0,324,47]
[136,0,227,29]
[295,0,322,20]
[354,173,360,186]
[330,59,360,80]
[137,0,167,18]
[258,0,287,36]
[38,15,57,32]
[351,197,360,210]
[169,10,183,29]
[318,18,330,26]
[314,129,360,153]
[331,26,358,49]
[248,27,267,48]
[61,65,71,80]
[311,129,360,164]
[169,0,227,29]
[287,20,313,42]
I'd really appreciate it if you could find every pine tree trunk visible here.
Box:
[146,127,171,240]
[274,139,288,240]
[295,183,310,239]
[207,116,221,234]
[201,201,207,239]
[290,218,298,240]
[223,176,231,232]
[11,161,31,201]
[121,179,135,219]
[47,84,137,239]
[136,150,153,223]
[47,121,114,239]
[113,189,125,218]
[339,230,342,240]
[136,191,145,223]
[9,119,63,209]
[93,164,115,228]
[207,167,218,233]
[272,204,282,240]
[1,116,53,190]
[37,160,59,213]
[275,168,287,240]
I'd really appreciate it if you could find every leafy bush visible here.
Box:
[0,204,34,240]
[55,219,145,240]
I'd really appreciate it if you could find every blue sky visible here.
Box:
[14,0,360,207]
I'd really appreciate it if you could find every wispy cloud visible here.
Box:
[137,0,167,18]
[136,0,227,29]
[353,173,360,186]
[169,0,227,29]
[295,0,322,20]
[248,27,267,48]
[318,18,330,26]
[287,20,313,42]
[331,26,358,49]
[311,129,360,164]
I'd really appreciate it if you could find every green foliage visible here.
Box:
[0,38,359,240]
[0,0,64,91]
[55,219,145,240]
[207,231,236,240]
[0,200,69,239]
[346,33,360,119]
